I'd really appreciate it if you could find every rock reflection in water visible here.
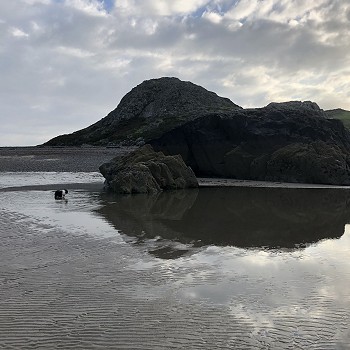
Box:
[97,187,350,258]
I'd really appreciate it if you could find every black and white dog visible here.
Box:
[54,189,68,200]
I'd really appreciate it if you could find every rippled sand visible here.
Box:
[1,172,350,349]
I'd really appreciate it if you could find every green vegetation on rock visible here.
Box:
[326,108,350,130]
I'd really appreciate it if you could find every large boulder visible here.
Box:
[150,101,350,185]
[99,144,198,194]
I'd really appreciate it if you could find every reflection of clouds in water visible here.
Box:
[229,303,274,330]
[0,189,121,240]
[1,174,350,348]
[0,171,103,189]
[132,229,350,305]
[161,229,350,347]
[240,251,279,267]
[307,225,350,258]
[168,234,349,298]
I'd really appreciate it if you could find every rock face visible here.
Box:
[150,101,350,185]
[99,144,198,194]
[44,76,350,185]
[44,77,241,146]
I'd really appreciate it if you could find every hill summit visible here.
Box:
[45,77,350,185]
[45,77,241,146]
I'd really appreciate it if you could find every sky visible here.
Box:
[1,0,350,146]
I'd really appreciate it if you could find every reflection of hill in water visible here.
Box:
[97,187,350,258]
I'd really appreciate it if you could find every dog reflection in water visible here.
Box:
[54,189,68,200]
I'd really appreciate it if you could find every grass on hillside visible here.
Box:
[326,109,350,130]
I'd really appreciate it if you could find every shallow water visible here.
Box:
[0,171,104,189]
[1,172,350,349]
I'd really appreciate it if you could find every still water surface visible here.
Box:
[1,172,350,349]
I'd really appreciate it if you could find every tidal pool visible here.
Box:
[0,172,349,349]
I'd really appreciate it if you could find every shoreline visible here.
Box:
[1,146,350,190]
[2,178,350,192]
[0,146,133,172]
[198,177,350,189]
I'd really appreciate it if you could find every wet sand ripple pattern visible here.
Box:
[1,204,350,348]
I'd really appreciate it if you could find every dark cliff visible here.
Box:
[150,101,350,185]
[44,77,350,185]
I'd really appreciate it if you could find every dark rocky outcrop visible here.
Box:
[44,77,350,185]
[99,144,198,194]
[44,77,241,146]
[150,101,350,185]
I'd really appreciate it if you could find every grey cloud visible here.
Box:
[179,17,348,71]
[0,0,350,145]
[101,11,350,74]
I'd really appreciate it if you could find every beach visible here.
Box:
[0,146,132,172]
[2,146,349,189]
[1,147,350,349]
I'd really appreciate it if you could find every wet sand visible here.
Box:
[2,187,350,349]
[1,208,210,349]
[1,148,350,349]
[198,177,350,189]
[1,208,221,349]
[0,146,133,172]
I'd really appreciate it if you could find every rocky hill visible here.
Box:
[150,101,350,185]
[44,77,350,185]
[44,77,241,146]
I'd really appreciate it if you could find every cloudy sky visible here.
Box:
[1,0,350,146]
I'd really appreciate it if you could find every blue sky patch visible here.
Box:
[101,0,114,12]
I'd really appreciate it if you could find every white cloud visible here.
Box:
[114,0,209,16]
[10,27,29,38]
[202,11,223,23]
[55,46,95,58]
[21,0,50,4]
[64,0,108,17]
